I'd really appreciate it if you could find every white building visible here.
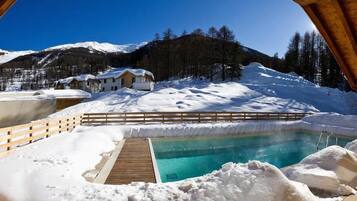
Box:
[96,67,155,91]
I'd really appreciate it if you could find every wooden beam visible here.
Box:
[302,4,357,90]
[330,0,357,58]
[0,0,15,17]
[294,0,322,6]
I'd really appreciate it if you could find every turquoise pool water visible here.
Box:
[151,131,353,182]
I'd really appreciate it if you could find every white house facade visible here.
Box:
[96,67,155,92]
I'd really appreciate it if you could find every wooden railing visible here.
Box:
[81,112,311,125]
[0,111,312,156]
[0,114,82,155]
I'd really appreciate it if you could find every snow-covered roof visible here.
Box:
[96,67,154,80]
[57,74,96,84]
[41,89,91,99]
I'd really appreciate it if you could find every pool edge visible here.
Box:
[148,138,162,183]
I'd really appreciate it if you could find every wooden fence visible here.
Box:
[81,112,311,125]
[0,114,82,156]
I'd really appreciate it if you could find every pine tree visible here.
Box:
[284,32,301,73]
[218,25,235,81]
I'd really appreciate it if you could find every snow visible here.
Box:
[96,67,155,80]
[283,146,357,196]
[0,50,35,64]
[0,125,320,201]
[57,74,96,84]
[44,41,147,53]
[41,89,92,99]
[0,91,55,101]
[51,63,357,118]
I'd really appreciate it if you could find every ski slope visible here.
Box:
[52,63,357,118]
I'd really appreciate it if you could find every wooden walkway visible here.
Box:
[105,138,156,184]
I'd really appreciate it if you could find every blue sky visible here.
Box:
[0,0,315,56]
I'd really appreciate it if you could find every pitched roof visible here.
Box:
[294,0,357,90]
[96,67,154,80]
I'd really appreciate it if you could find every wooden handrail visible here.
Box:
[81,112,312,125]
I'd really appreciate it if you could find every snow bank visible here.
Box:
[0,126,124,201]
[117,121,298,138]
[300,113,357,137]
[0,91,55,101]
[0,125,318,201]
[41,89,91,99]
[346,140,357,154]
[283,146,357,196]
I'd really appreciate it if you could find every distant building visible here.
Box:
[54,74,100,93]
[96,67,155,91]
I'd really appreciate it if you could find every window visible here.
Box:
[102,87,105,91]
[132,77,136,83]
[112,78,115,83]
[121,78,124,85]
[111,86,113,91]
[104,79,107,84]
[114,86,118,90]
[87,81,89,86]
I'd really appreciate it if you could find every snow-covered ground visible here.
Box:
[51,63,357,118]
[0,119,355,201]
[1,63,356,200]
[0,123,333,201]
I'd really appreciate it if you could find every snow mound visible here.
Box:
[302,113,357,130]
[0,50,35,64]
[44,41,147,53]
[283,146,357,196]
[346,140,357,154]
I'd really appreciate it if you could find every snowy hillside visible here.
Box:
[51,63,357,117]
[44,41,147,53]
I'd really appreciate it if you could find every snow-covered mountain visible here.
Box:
[44,41,147,53]
[0,49,36,64]
[0,41,147,65]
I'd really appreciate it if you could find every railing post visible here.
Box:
[6,130,11,151]
[66,118,70,132]
[59,120,62,134]
[215,112,218,122]
[230,112,233,122]
[46,122,49,138]
[181,112,183,123]
[29,125,33,143]
[124,113,127,124]
[198,113,201,123]
[144,113,146,124]
[106,113,108,125]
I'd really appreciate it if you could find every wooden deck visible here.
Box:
[105,138,156,184]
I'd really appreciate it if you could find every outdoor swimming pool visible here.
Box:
[151,131,353,182]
